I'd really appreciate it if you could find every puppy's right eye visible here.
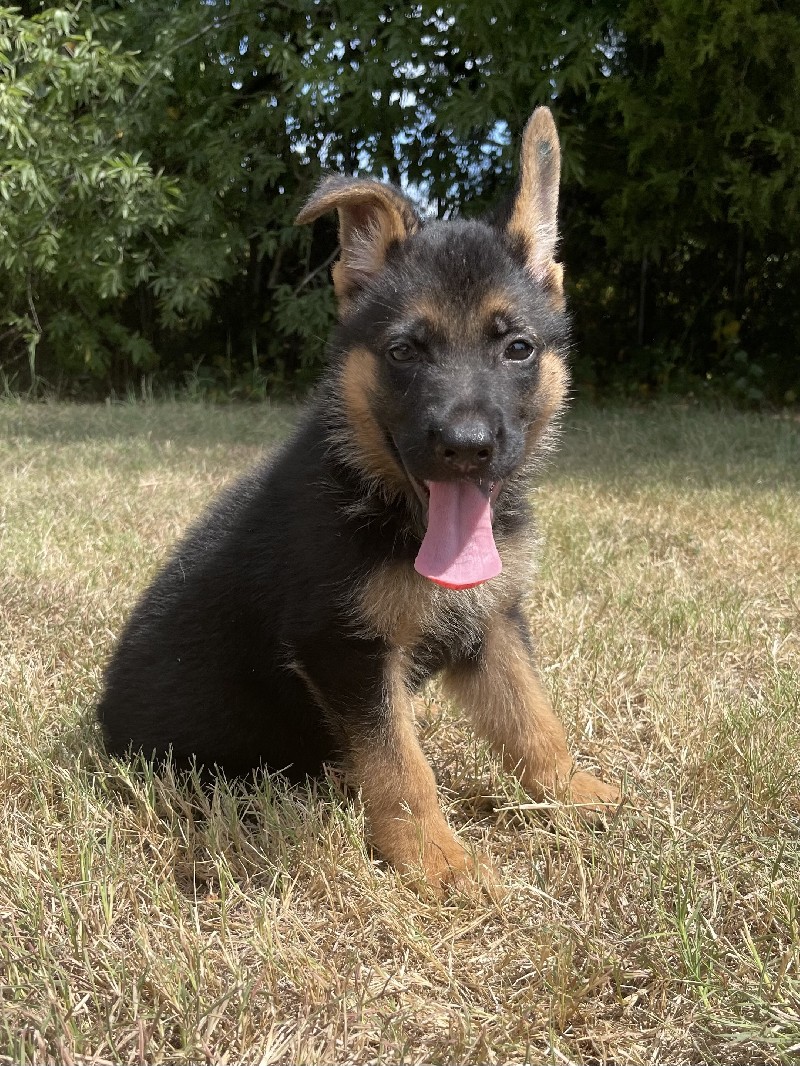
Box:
[504,339,536,361]
[387,343,417,364]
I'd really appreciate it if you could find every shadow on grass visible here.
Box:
[62,708,347,902]
[2,397,797,490]
[0,399,301,448]
[550,404,800,492]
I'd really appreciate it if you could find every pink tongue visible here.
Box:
[414,481,502,590]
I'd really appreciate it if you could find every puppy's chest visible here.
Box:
[354,561,506,673]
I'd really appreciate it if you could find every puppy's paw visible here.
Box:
[430,847,505,903]
[562,769,622,826]
[394,824,504,901]
[523,765,622,825]
[454,858,507,903]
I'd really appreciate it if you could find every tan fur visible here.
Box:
[524,347,569,459]
[442,613,620,811]
[330,211,403,302]
[477,292,518,327]
[507,107,564,300]
[402,297,454,339]
[348,653,496,893]
[334,346,409,496]
[407,292,536,344]
[296,179,418,306]
[357,563,429,650]
[543,261,566,312]
[355,528,538,653]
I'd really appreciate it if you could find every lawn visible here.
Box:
[1,399,798,1064]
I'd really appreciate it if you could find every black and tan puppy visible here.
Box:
[98,108,620,891]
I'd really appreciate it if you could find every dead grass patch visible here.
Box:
[1,400,798,1063]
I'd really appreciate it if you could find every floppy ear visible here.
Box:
[296,177,420,307]
[506,107,563,297]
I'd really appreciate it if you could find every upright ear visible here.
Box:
[296,177,420,308]
[507,107,563,299]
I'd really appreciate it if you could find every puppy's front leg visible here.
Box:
[291,640,493,893]
[443,608,620,812]
[349,656,495,893]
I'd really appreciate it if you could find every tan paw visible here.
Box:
[523,765,622,823]
[396,826,504,901]
[560,769,622,825]
[430,847,505,902]
[567,768,621,804]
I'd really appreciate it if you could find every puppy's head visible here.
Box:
[297,108,569,588]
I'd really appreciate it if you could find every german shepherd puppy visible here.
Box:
[97,108,620,892]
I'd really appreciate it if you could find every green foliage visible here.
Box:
[560,0,800,403]
[0,0,797,402]
[0,3,181,387]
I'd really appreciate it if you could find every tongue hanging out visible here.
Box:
[414,481,502,590]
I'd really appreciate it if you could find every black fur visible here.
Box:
[97,195,570,781]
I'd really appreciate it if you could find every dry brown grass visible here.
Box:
[1,399,798,1064]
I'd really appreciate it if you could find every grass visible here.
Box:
[1,398,799,1064]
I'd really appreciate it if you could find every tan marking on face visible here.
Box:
[336,346,408,493]
[524,347,569,459]
[404,293,522,346]
[400,295,461,341]
[477,292,517,327]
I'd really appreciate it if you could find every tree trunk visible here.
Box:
[637,250,648,347]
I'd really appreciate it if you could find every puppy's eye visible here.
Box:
[387,342,417,364]
[504,338,538,361]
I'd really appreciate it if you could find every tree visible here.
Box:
[0,4,181,386]
[1,0,797,402]
[559,0,800,401]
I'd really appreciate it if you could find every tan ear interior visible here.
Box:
[296,179,419,304]
[507,107,563,291]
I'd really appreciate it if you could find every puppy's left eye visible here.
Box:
[504,338,537,361]
[387,342,417,364]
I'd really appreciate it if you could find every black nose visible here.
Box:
[433,415,496,475]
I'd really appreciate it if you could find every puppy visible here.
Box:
[97,107,620,892]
